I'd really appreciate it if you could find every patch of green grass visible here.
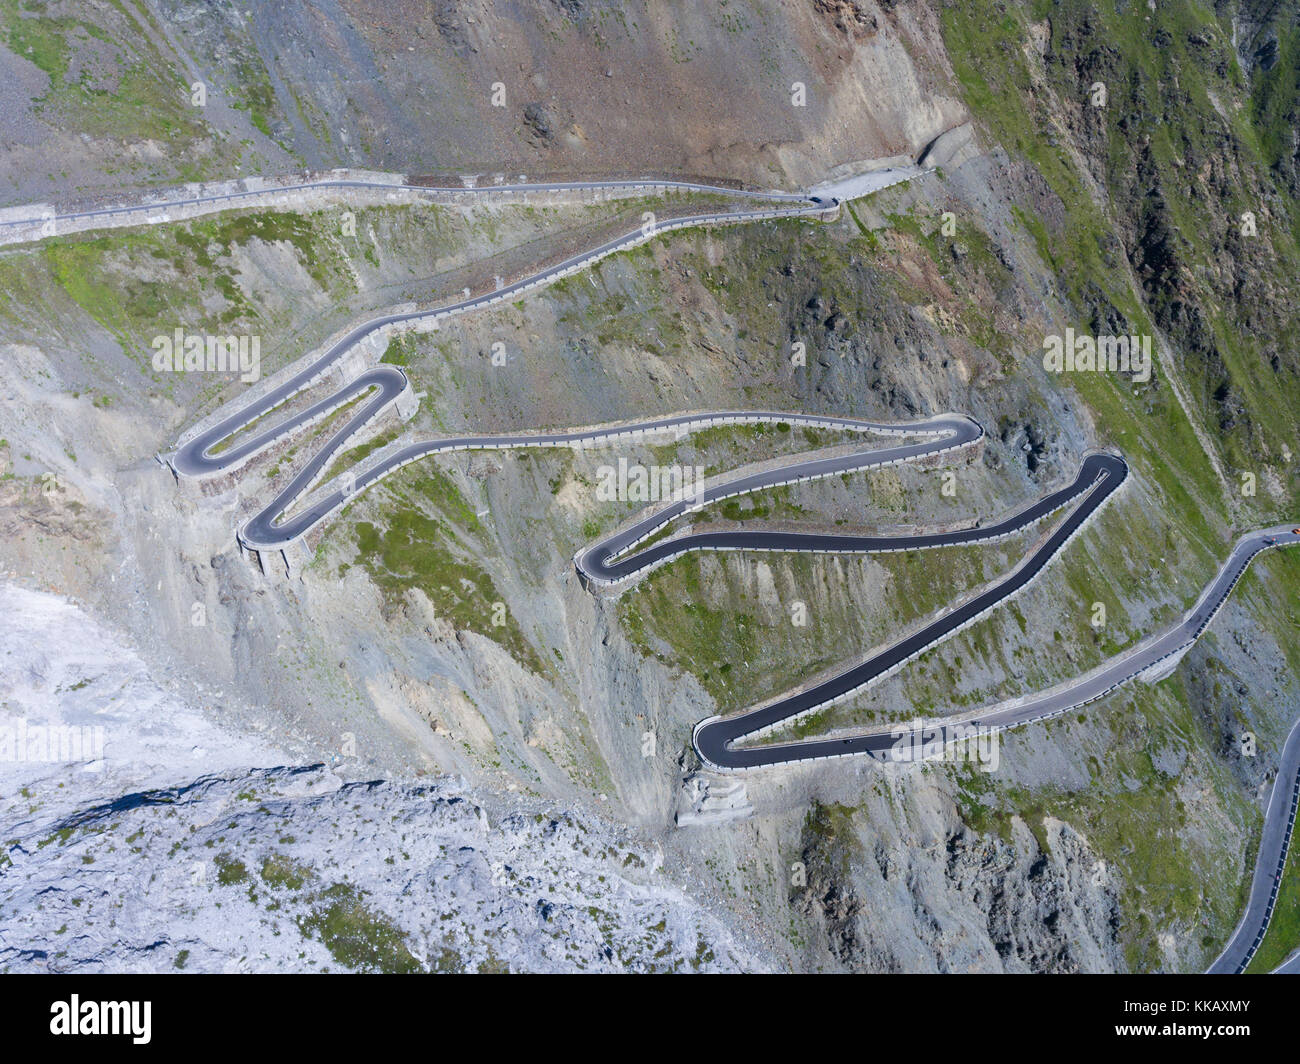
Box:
[260,852,313,892]
[227,53,278,138]
[296,882,423,974]
[1,0,212,155]
[317,424,403,486]
[214,852,248,886]
[348,466,546,676]
[620,532,1012,716]
[381,335,415,367]
[174,210,349,293]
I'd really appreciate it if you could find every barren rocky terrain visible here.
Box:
[2,0,1300,973]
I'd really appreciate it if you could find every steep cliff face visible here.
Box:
[2,0,1299,972]
[0,586,763,973]
[0,0,963,203]
[792,800,1122,972]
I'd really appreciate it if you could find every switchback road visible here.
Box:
[119,166,1298,972]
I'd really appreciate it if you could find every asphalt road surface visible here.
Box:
[142,167,1299,972]
[167,199,850,546]
[689,518,1300,770]
[165,171,928,546]
[0,173,819,237]
[573,413,983,584]
[1207,713,1300,973]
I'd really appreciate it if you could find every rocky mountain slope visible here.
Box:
[0,584,763,972]
[2,0,1300,972]
[0,0,961,202]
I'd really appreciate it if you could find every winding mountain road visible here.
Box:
[83,164,1295,972]
[165,197,865,546]
[0,172,824,244]
[1208,715,1300,973]
[688,517,1300,771]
